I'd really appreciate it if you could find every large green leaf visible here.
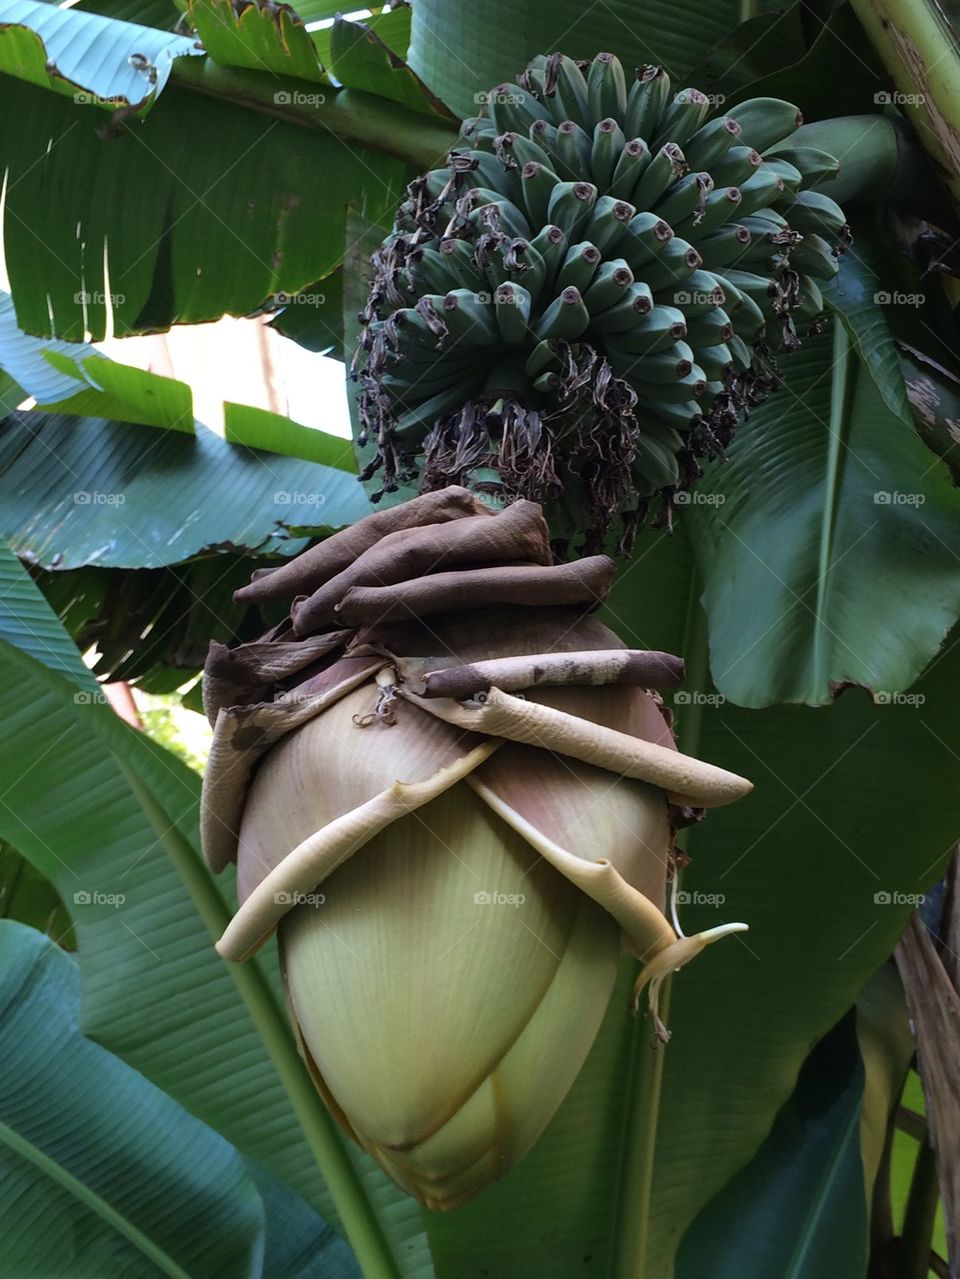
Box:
[188,0,328,83]
[407,0,741,117]
[690,325,960,707]
[676,1013,869,1278]
[0,410,369,568]
[0,0,199,111]
[0,919,265,1277]
[0,547,431,1276]
[0,77,409,339]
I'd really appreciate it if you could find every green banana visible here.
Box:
[548,54,592,131]
[624,65,671,141]
[655,172,714,225]
[777,190,848,237]
[588,281,655,331]
[709,146,763,188]
[556,242,602,293]
[582,258,635,312]
[587,51,628,123]
[763,144,840,188]
[464,188,533,238]
[675,185,743,236]
[761,157,803,194]
[632,437,681,491]
[533,284,591,339]
[630,366,707,403]
[583,195,636,255]
[632,143,686,212]
[529,223,568,286]
[697,342,735,380]
[735,168,787,218]
[409,245,482,294]
[683,308,734,343]
[532,370,561,393]
[643,399,702,430]
[652,88,712,149]
[788,232,840,280]
[622,211,674,267]
[494,130,555,172]
[393,378,486,440]
[524,338,563,377]
[553,119,593,180]
[642,238,703,292]
[682,116,743,170]
[503,237,547,296]
[726,98,803,152]
[494,282,533,343]
[520,161,562,227]
[605,304,687,352]
[547,181,598,239]
[793,274,824,320]
[439,290,501,343]
[631,340,696,382]
[610,138,652,202]
[696,223,752,269]
[723,269,781,316]
[592,118,628,191]
[529,118,559,149]
[452,150,518,198]
[485,82,552,133]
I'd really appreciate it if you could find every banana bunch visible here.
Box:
[354,52,850,540]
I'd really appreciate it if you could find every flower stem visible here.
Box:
[612,564,710,1278]
[119,762,402,1279]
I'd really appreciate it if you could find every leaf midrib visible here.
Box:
[0,1118,190,1279]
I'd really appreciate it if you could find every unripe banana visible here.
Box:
[494,282,533,343]
[624,65,671,141]
[592,118,628,191]
[583,196,636,255]
[763,144,840,188]
[655,172,714,225]
[726,97,803,152]
[610,138,652,201]
[777,190,848,237]
[788,232,841,280]
[556,242,602,293]
[588,281,655,331]
[547,181,598,239]
[682,116,743,170]
[582,258,635,312]
[652,88,712,149]
[632,143,687,212]
[360,50,848,522]
[709,146,763,188]
[587,52,629,124]
[534,285,591,339]
[393,379,486,439]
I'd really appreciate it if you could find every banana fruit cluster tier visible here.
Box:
[353,53,850,543]
[201,490,753,1209]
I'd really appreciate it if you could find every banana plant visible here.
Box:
[1,1,960,1276]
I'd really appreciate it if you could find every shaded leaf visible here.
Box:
[0,919,266,1278]
[327,16,453,117]
[690,326,960,707]
[0,77,408,339]
[224,402,358,471]
[268,270,344,356]
[0,409,368,569]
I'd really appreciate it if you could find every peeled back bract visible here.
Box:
[201,489,752,1208]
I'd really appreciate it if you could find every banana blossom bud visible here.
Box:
[201,488,751,1209]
